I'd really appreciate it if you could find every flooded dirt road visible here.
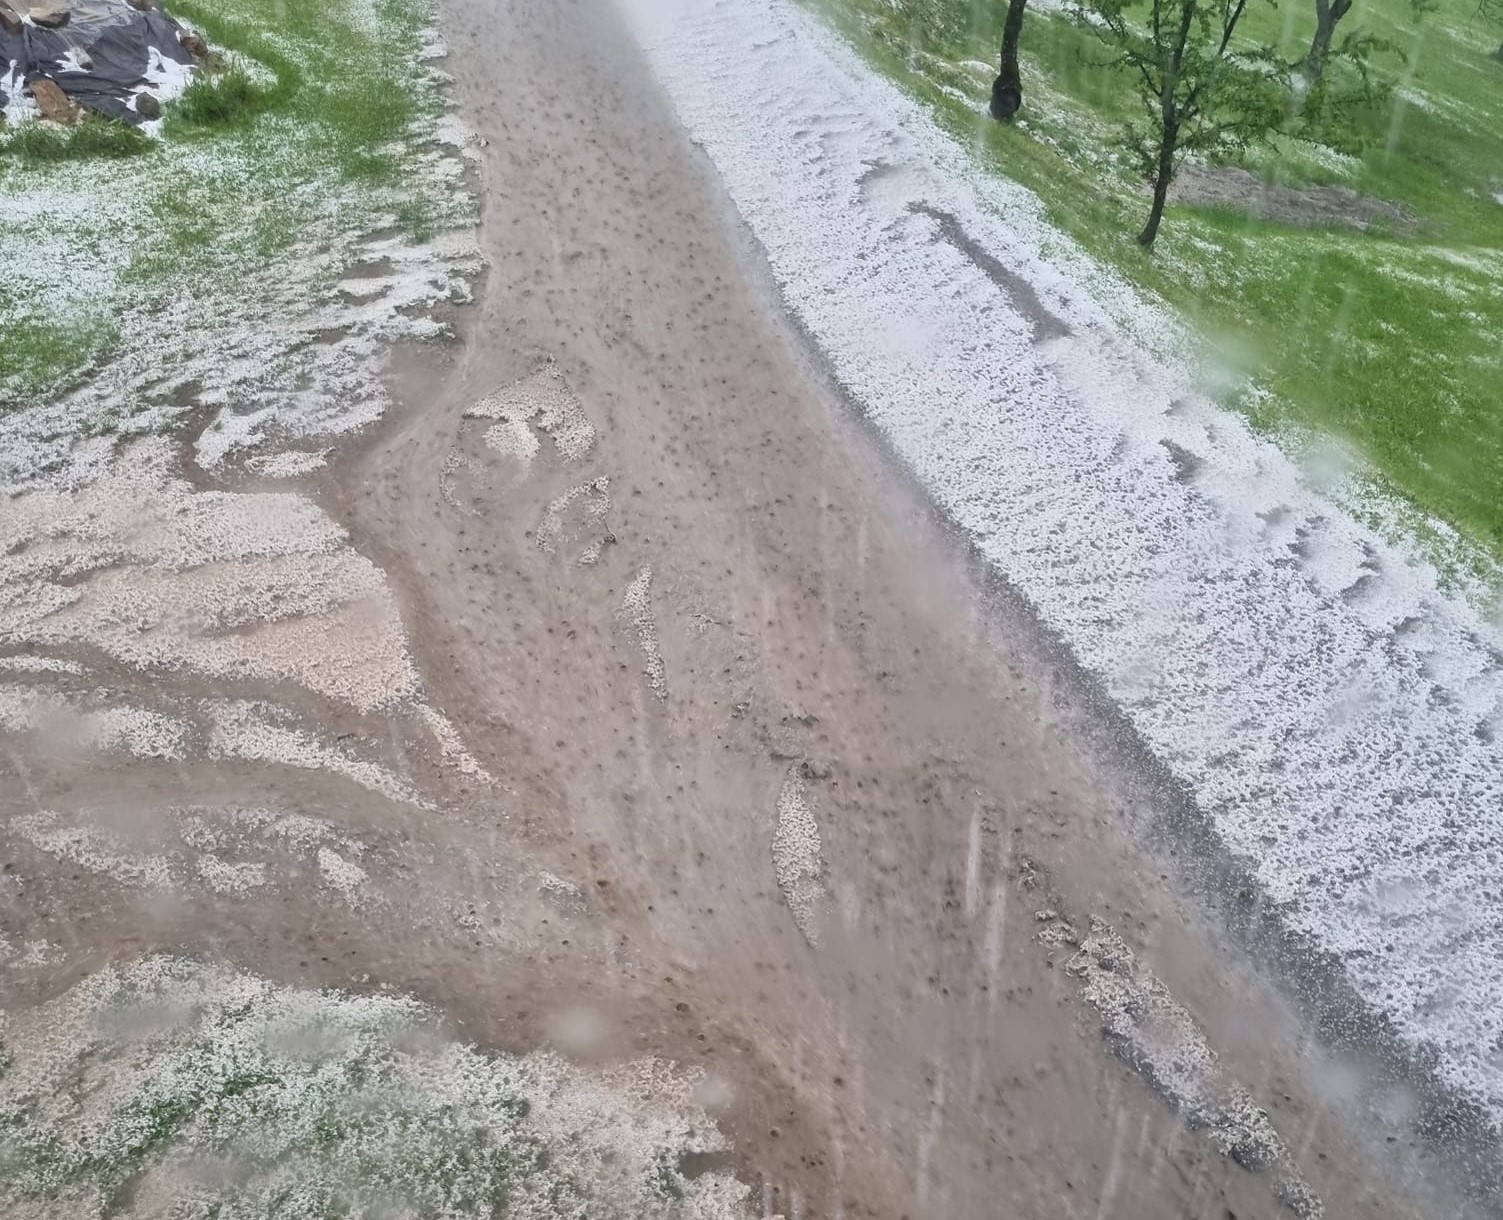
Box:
[0,0,1486,1215]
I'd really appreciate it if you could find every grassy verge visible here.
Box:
[805,0,1503,560]
[0,0,472,426]
[0,115,152,164]
[0,957,744,1218]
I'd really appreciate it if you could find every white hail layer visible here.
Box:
[620,0,1503,1128]
[620,565,668,701]
[772,766,826,944]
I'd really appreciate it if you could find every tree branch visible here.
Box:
[1217,0,1249,58]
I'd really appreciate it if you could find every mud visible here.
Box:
[0,0,1486,1216]
[1171,163,1420,234]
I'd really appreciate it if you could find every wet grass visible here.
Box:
[0,958,740,1219]
[0,312,120,402]
[807,0,1503,560]
[0,115,151,163]
[169,65,271,129]
[0,0,460,411]
[164,0,435,181]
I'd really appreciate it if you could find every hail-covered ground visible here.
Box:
[619,0,1503,1144]
[4,0,1499,1212]
[805,0,1503,561]
[0,0,479,482]
[0,957,745,1219]
[0,2,752,1215]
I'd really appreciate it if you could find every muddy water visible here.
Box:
[333,0,1479,1215]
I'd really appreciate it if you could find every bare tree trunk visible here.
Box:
[1303,0,1352,83]
[989,0,1029,120]
[1140,2,1193,249]
[1138,124,1177,248]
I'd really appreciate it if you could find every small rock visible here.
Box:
[28,2,69,27]
[135,93,161,119]
[0,2,22,35]
[179,31,209,59]
[27,78,79,125]
[126,0,155,8]
[799,759,832,781]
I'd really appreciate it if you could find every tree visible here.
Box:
[1078,0,1287,247]
[1301,0,1431,88]
[1481,0,1503,61]
[990,0,1031,120]
[1304,0,1353,84]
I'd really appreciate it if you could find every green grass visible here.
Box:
[805,0,1503,560]
[169,66,271,129]
[0,115,151,164]
[0,312,119,403]
[163,0,434,180]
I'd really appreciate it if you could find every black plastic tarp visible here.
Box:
[1,0,196,125]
